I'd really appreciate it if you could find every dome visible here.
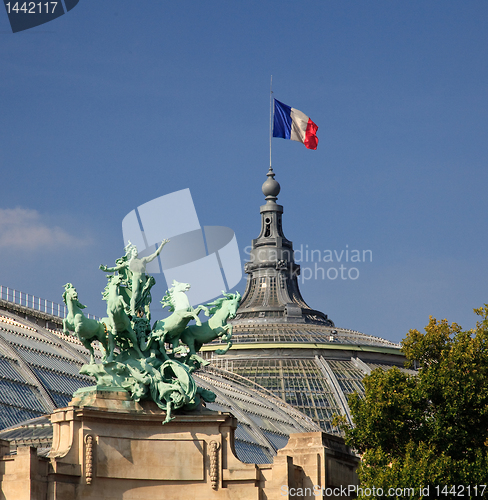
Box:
[200,169,413,435]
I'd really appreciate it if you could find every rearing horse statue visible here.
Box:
[62,283,113,363]
[140,280,209,358]
[102,275,144,358]
[180,291,241,357]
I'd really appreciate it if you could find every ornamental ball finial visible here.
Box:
[262,167,281,200]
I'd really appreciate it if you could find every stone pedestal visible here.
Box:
[48,390,260,500]
[274,432,360,500]
[0,391,359,500]
[0,442,49,500]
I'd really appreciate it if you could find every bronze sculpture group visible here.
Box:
[62,239,240,424]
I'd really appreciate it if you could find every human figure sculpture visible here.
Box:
[100,239,169,317]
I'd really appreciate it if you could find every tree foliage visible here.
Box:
[340,306,488,497]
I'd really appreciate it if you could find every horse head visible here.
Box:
[102,274,123,300]
[63,283,77,303]
[222,291,241,318]
[161,280,192,312]
[62,283,86,309]
[171,280,191,293]
[208,291,241,318]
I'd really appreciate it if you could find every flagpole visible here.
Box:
[269,75,273,170]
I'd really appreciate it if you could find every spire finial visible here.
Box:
[262,166,281,203]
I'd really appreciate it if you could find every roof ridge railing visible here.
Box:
[0,285,99,321]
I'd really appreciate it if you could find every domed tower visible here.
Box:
[203,168,409,434]
[237,166,333,325]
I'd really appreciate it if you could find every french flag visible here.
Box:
[273,99,318,150]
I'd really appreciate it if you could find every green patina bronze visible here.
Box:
[180,291,241,357]
[99,239,168,318]
[142,280,210,361]
[62,283,115,363]
[61,240,239,423]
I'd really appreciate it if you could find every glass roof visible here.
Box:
[0,298,410,443]
[0,366,321,465]
[15,348,86,377]
[0,379,46,413]
[33,367,91,395]
[0,356,28,384]
[0,406,44,430]
[326,359,366,396]
[213,323,401,349]
[0,328,67,357]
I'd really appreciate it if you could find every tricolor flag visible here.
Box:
[273,99,318,150]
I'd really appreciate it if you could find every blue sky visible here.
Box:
[0,1,487,343]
